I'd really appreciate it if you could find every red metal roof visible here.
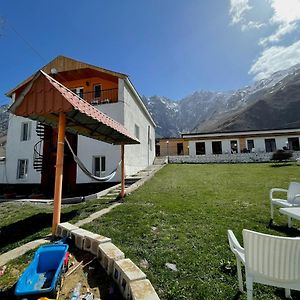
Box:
[9,71,139,145]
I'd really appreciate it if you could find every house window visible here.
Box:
[94,84,102,98]
[93,156,106,177]
[247,140,254,152]
[71,87,84,98]
[135,124,140,140]
[196,142,206,155]
[230,140,238,153]
[265,138,276,152]
[212,141,222,154]
[177,143,183,155]
[288,137,300,151]
[17,159,28,179]
[21,122,31,141]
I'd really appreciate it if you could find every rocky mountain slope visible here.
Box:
[143,64,300,137]
[0,104,9,137]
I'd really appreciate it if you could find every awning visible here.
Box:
[9,70,139,145]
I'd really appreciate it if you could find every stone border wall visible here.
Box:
[168,151,300,164]
[56,223,160,300]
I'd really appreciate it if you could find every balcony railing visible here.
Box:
[76,88,118,105]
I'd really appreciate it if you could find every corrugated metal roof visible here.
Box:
[9,71,139,145]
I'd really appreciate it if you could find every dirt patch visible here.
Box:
[0,246,123,300]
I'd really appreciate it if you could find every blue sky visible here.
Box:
[1,0,300,104]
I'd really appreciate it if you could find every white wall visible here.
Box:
[123,81,155,175]
[4,115,41,184]
[76,136,121,183]
[189,139,237,155]
[189,134,300,156]
[76,99,124,183]
[76,79,156,182]
[0,161,6,183]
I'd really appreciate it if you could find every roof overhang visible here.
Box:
[9,71,139,145]
[6,55,128,97]
[182,128,300,139]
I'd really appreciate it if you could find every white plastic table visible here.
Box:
[279,207,300,228]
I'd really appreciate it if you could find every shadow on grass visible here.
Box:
[267,221,300,237]
[270,163,292,168]
[0,210,78,250]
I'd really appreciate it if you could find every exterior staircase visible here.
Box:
[153,156,168,165]
[33,122,45,172]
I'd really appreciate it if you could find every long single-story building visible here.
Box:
[157,128,300,157]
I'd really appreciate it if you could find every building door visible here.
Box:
[41,126,77,196]
[196,142,206,155]
[230,140,238,153]
[265,138,276,152]
[288,137,300,150]
[177,143,183,155]
[155,144,160,156]
[212,141,222,154]
[247,140,254,152]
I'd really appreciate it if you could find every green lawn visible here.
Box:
[1,163,300,299]
[82,163,300,300]
[0,197,110,255]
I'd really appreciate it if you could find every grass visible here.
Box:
[81,163,300,300]
[0,197,112,255]
[0,197,114,292]
[1,163,300,299]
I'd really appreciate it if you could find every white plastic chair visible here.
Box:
[228,229,300,299]
[270,181,300,226]
[227,230,245,292]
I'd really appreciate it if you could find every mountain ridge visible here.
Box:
[143,64,300,137]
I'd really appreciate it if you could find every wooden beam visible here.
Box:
[120,143,125,198]
[52,112,66,236]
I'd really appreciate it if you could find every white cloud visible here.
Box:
[229,0,252,24]
[242,21,265,31]
[228,0,300,80]
[261,0,300,45]
[249,40,300,79]
[270,0,300,24]
[260,22,297,45]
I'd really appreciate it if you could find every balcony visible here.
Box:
[76,88,119,105]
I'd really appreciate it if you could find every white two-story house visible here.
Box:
[0,55,156,196]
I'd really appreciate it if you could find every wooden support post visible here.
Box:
[120,143,125,198]
[52,112,66,236]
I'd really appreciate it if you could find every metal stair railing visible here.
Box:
[33,122,45,172]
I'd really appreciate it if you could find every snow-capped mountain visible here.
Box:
[143,64,300,137]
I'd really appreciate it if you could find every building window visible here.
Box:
[93,156,106,177]
[288,137,300,151]
[265,138,276,152]
[17,159,28,179]
[94,84,102,98]
[71,87,84,98]
[196,142,206,155]
[21,122,31,141]
[212,141,222,154]
[230,140,238,153]
[247,140,254,152]
[135,124,140,140]
[177,143,183,155]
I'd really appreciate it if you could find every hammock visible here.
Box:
[64,137,120,182]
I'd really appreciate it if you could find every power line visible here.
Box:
[7,19,47,63]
